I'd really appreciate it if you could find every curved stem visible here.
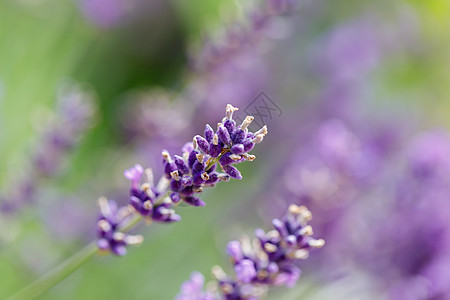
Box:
[8,242,97,300]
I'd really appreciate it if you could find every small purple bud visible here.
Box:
[193,172,206,185]
[204,124,215,144]
[180,186,194,196]
[167,214,181,222]
[232,128,246,144]
[227,241,243,261]
[205,172,219,185]
[255,228,267,243]
[192,161,205,173]
[164,163,177,179]
[219,153,236,166]
[223,165,242,180]
[97,239,109,251]
[267,262,279,274]
[209,144,222,158]
[234,259,256,283]
[170,192,181,204]
[170,179,181,192]
[124,164,144,189]
[272,218,286,236]
[184,196,206,207]
[224,119,236,135]
[274,267,301,288]
[174,155,190,174]
[180,175,194,186]
[188,150,198,169]
[195,135,210,154]
[129,196,142,210]
[112,244,127,256]
[230,144,245,155]
[218,126,232,145]
[242,139,255,152]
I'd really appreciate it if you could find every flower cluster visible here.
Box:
[163,104,267,207]
[125,163,181,222]
[100,104,267,254]
[177,204,324,300]
[96,197,143,256]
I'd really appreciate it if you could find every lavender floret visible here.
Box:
[97,197,143,256]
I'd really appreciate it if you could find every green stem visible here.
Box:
[206,153,223,171]
[8,242,97,300]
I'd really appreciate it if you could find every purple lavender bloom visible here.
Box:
[177,272,215,300]
[96,197,143,256]
[177,205,324,299]
[125,164,181,223]
[100,105,267,254]
[156,104,266,208]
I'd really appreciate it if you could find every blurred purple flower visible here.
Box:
[79,0,127,28]
[177,272,215,300]
[1,82,96,214]
[177,204,324,299]
[97,197,143,256]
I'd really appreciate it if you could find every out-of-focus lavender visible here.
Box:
[0,82,96,214]
[352,131,450,299]
[79,0,128,28]
[119,0,298,156]
[177,204,324,300]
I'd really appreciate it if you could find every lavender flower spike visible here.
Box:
[177,204,324,299]
[126,104,267,217]
[99,104,267,255]
[97,197,143,256]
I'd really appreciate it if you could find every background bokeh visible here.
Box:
[1,0,450,299]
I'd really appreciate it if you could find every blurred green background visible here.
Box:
[1,0,450,299]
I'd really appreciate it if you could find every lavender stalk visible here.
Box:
[10,104,267,299]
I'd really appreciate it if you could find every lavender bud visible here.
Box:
[174,155,190,174]
[224,119,237,135]
[193,172,207,185]
[231,144,245,155]
[204,124,215,144]
[188,150,199,169]
[184,196,206,207]
[170,193,181,204]
[235,259,257,283]
[232,128,247,144]
[180,175,194,186]
[210,143,222,158]
[223,165,243,180]
[227,240,244,261]
[242,139,255,152]
[218,125,232,145]
[219,153,235,166]
[124,164,144,189]
[192,161,205,173]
